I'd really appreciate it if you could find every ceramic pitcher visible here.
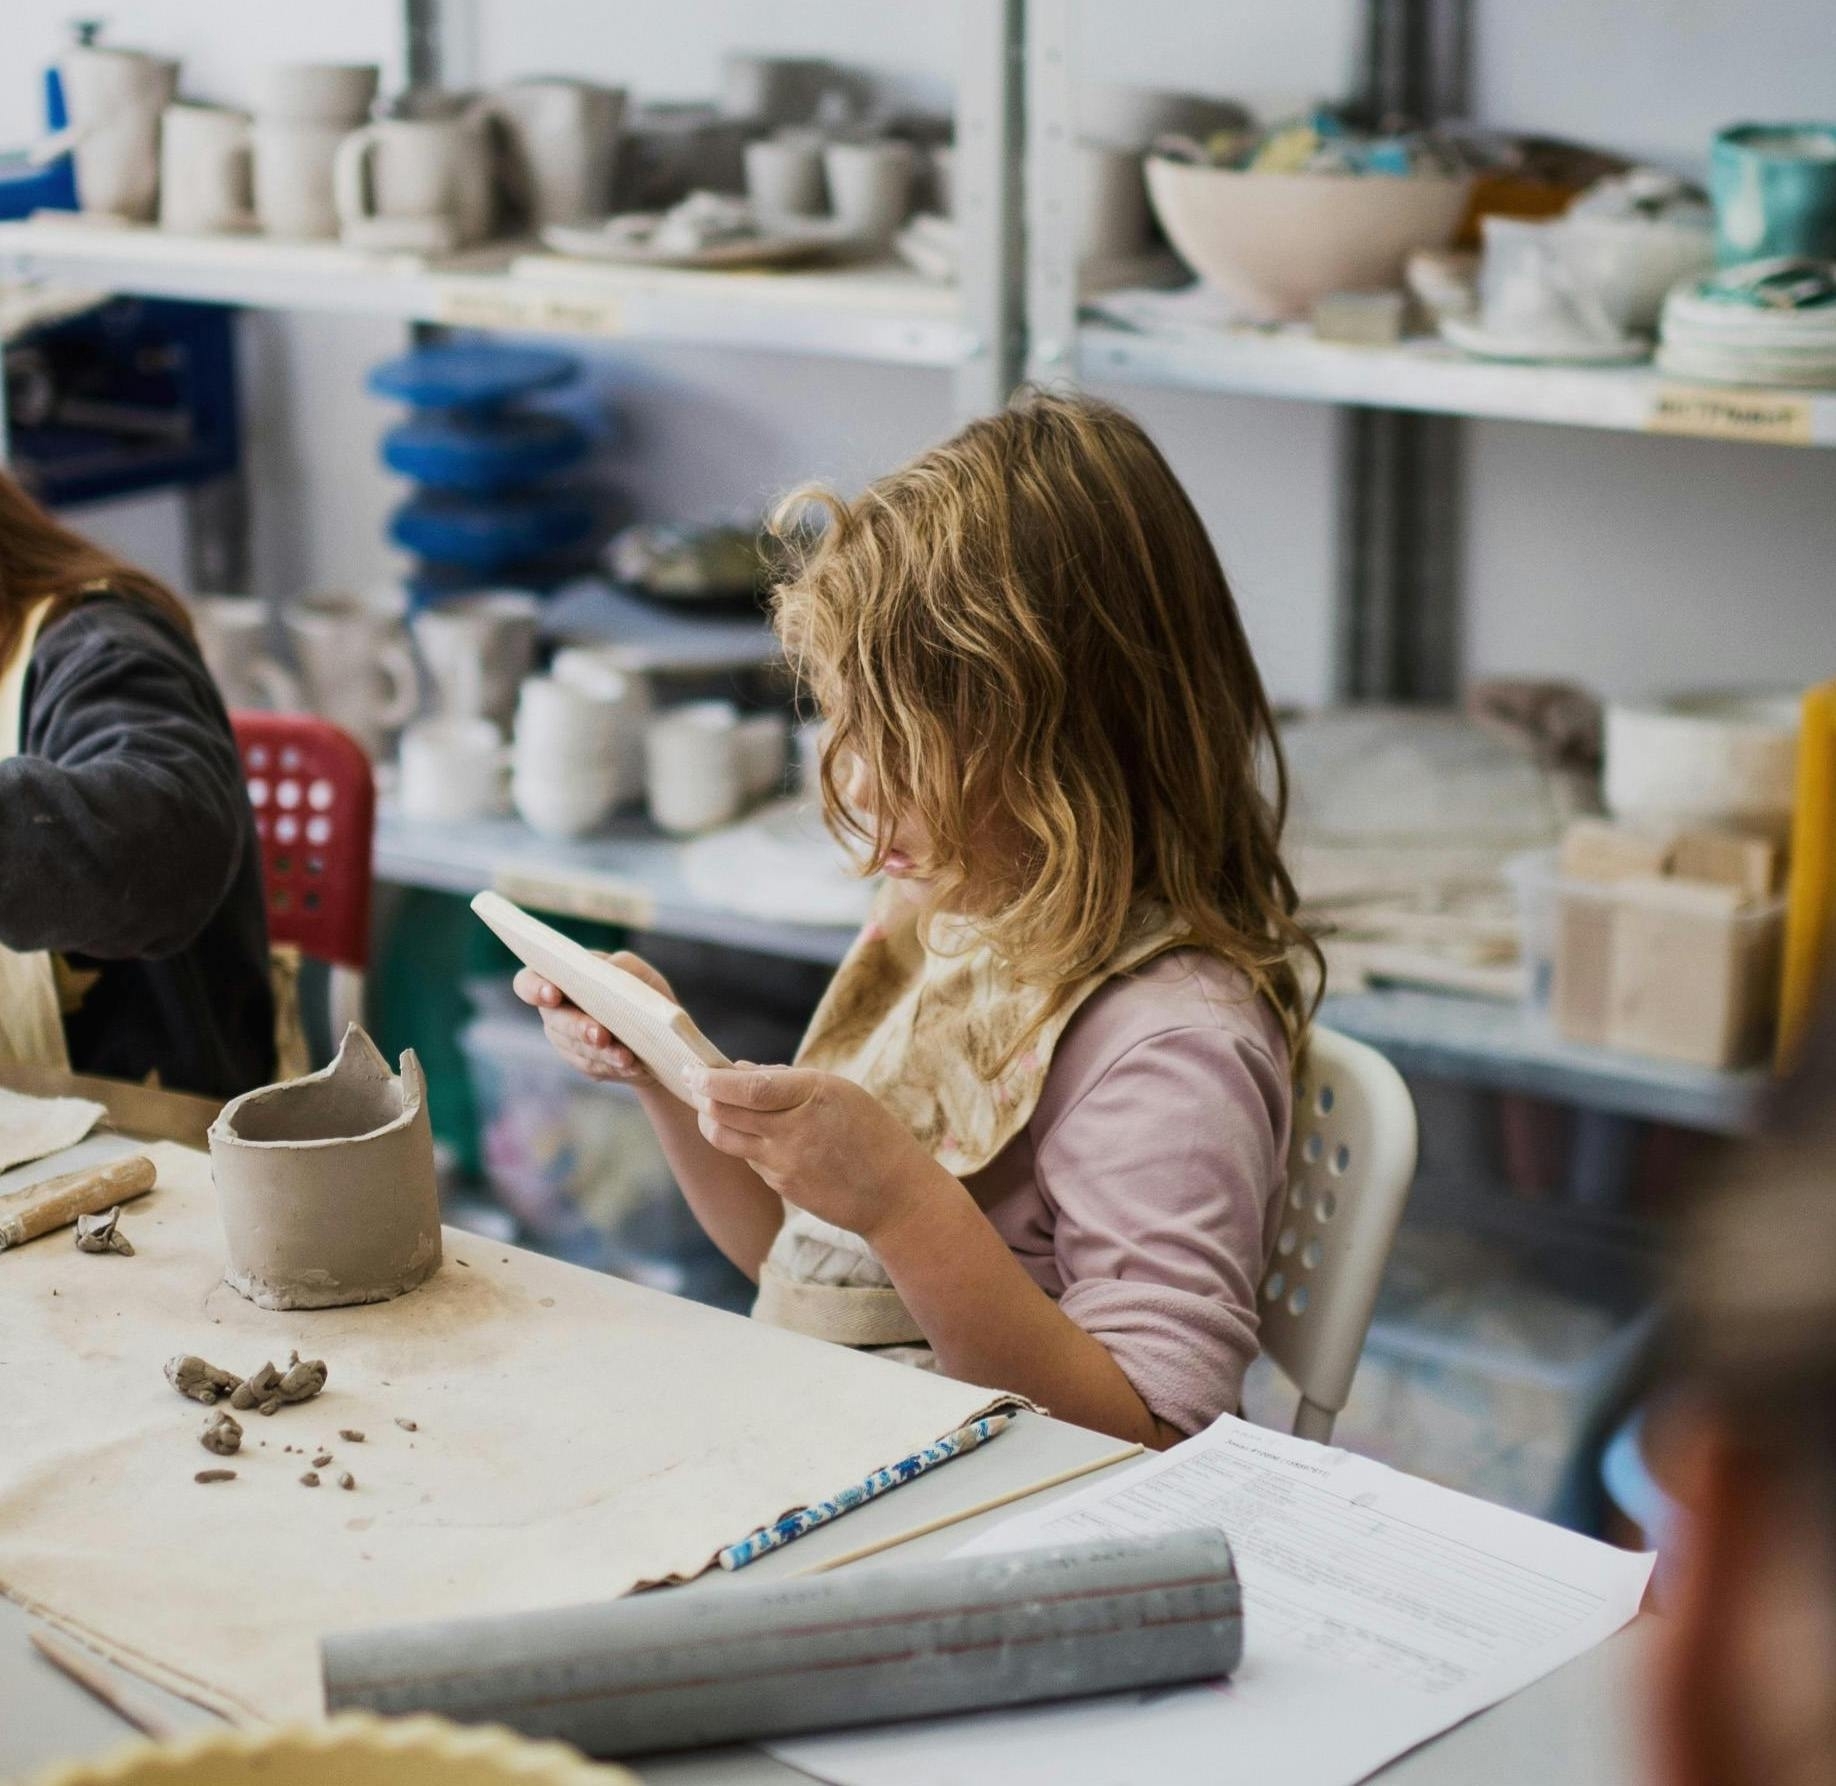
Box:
[34,46,179,221]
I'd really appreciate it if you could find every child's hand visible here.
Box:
[513,951,677,1087]
[685,1064,936,1242]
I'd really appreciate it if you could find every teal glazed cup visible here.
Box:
[1710,122,1836,266]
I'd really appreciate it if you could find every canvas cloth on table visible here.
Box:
[0,1143,1022,1725]
[753,893,1189,1359]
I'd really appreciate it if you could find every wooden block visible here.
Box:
[1559,818,1676,885]
[1551,884,1617,1046]
[1602,878,1781,1069]
[1672,827,1781,899]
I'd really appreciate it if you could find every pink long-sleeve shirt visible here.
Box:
[965,950,1292,1435]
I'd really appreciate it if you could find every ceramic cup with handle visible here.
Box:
[187,595,299,711]
[36,45,178,221]
[398,717,508,823]
[254,62,379,128]
[511,673,632,838]
[411,591,541,733]
[821,139,916,243]
[644,701,746,836]
[334,106,498,250]
[744,135,826,223]
[252,121,350,239]
[159,103,254,234]
[285,591,420,759]
[488,78,625,231]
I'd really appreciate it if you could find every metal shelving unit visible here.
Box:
[0,0,1787,1132]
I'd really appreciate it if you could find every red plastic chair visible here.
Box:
[230,711,375,1037]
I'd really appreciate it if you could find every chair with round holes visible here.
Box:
[1259,1026,1418,1443]
[229,711,375,1046]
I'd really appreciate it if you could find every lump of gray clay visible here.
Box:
[208,1025,442,1311]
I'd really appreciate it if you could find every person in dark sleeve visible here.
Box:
[0,468,274,1099]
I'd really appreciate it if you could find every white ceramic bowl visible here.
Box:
[512,770,620,839]
[1604,691,1802,841]
[1561,215,1715,333]
[1145,156,1473,320]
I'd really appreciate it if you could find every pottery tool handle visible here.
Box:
[323,1528,1242,1757]
[0,1155,156,1251]
[29,1629,183,1740]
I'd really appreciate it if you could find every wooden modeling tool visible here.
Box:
[471,891,731,1104]
[0,1153,155,1252]
[29,1629,183,1740]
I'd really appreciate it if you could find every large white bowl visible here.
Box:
[1145,156,1473,320]
[1605,690,1802,842]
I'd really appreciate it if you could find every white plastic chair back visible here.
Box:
[1260,1026,1418,1443]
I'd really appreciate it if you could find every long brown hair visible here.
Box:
[771,388,1322,1060]
[0,467,195,670]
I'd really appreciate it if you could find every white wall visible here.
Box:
[7,0,1833,708]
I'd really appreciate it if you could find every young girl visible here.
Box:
[0,470,273,1097]
[517,391,1318,1448]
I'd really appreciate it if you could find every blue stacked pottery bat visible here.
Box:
[369,342,599,605]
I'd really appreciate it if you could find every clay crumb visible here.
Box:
[74,1206,134,1256]
[394,1417,417,1432]
[339,1429,365,1443]
[200,1412,243,1456]
[230,1354,328,1414]
[313,1453,332,1468]
[194,1469,236,1484]
[165,1355,242,1405]
[300,1471,320,1487]
[338,1471,355,1490]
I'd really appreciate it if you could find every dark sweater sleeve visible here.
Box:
[0,597,250,960]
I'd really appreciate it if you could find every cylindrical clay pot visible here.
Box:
[210,1025,443,1310]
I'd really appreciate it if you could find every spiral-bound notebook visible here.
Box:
[471,891,730,1104]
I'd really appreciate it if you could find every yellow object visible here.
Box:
[24,1712,634,1786]
[1779,680,1836,1065]
[0,598,72,1072]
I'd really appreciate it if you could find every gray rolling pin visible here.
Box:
[323,1529,1241,1756]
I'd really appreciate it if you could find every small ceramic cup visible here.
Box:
[822,139,916,241]
[253,120,349,239]
[159,103,254,234]
[187,595,299,710]
[645,701,743,835]
[254,62,380,128]
[734,712,789,799]
[398,717,507,823]
[744,136,826,222]
[334,107,497,249]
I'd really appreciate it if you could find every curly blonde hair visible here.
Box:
[770,389,1320,1058]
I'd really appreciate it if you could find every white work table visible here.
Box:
[1,1393,1647,1786]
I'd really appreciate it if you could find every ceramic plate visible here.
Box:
[540,218,866,270]
[1441,318,1651,366]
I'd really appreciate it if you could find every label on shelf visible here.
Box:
[434,283,623,338]
[1646,385,1815,446]
[492,866,656,930]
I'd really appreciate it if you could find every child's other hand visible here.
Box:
[685,1064,934,1240]
[513,951,677,1087]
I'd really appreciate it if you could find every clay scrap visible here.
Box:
[208,1025,442,1311]
[200,1413,243,1457]
[165,1351,327,1417]
[73,1206,133,1256]
[194,1470,236,1485]
[165,1355,241,1405]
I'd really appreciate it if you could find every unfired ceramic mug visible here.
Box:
[398,717,508,823]
[411,592,540,733]
[334,108,497,250]
[744,136,825,222]
[254,62,379,128]
[822,139,915,242]
[285,592,419,759]
[187,596,299,711]
[159,104,254,234]
[490,78,625,230]
[253,121,349,239]
[42,45,178,221]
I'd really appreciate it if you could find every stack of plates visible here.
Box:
[1658,258,1836,386]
